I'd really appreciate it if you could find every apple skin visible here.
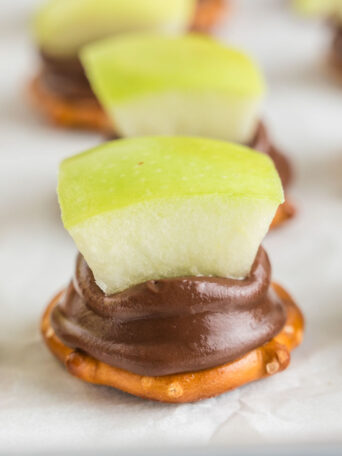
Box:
[58,137,283,294]
[59,136,283,228]
[33,0,196,57]
[80,34,266,143]
[81,34,265,104]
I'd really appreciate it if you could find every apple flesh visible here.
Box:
[33,0,196,57]
[58,137,283,295]
[81,34,265,144]
[107,92,261,144]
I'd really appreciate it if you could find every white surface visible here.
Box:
[1,0,342,453]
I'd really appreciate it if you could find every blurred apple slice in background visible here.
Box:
[34,0,196,57]
[81,34,265,144]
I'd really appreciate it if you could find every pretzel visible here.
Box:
[271,199,296,229]
[191,0,228,32]
[41,282,303,403]
[28,75,112,132]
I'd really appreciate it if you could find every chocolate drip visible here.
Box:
[51,248,286,376]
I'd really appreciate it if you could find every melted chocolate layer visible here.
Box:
[40,52,94,100]
[51,248,286,376]
[249,123,292,188]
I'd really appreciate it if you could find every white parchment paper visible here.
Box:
[1,0,342,453]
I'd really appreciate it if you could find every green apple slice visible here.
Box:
[334,2,342,22]
[58,137,283,295]
[33,0,196,57]
[80,34,265,144]
[292,0,338,16]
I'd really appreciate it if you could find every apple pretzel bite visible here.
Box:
[30,0,227,130]
[191,0,228,32]
[42,137,303,402]
[42,283,303,403]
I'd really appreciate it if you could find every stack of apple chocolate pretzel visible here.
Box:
[42,137,304,403]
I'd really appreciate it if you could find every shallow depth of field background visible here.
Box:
[1,0,342,454]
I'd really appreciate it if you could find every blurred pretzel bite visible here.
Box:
[192,0,228,32]
[42,283,303,403]
[30,0,227,130]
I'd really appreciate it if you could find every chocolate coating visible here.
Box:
[40,52,94,100]
[249,123,292,189]
[51,248,286,377]
[332,25,342,68]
